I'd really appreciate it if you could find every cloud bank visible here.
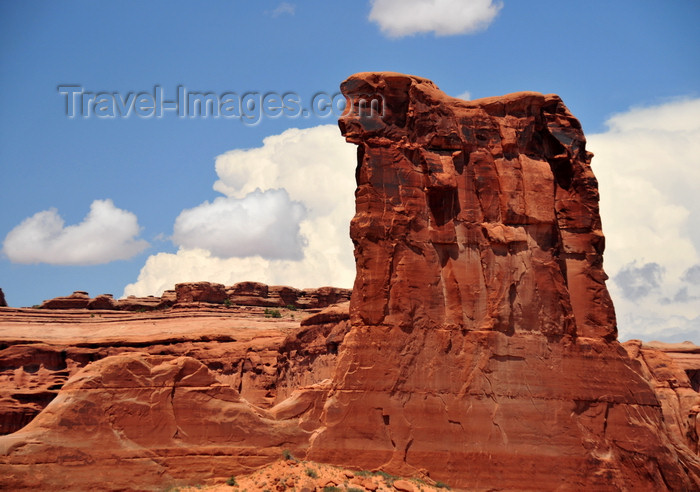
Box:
[3,199,148,265]
[173,189,306,260]
[369,0,502,38]
[590,97,700,342]
[269,2,295,18]
[124,125,357,297]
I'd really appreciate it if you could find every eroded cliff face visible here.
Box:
[339,73,613,340]
[307,72,700,489]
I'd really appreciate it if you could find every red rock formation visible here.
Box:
[298,286,352,309]
[0,306,312,436]
[39,290,90,309]
[116,294,171,311]
[227,281,273,306]
[0,288,6,307]
[229,284,351,309]
[86,293,117,310]
[34,282,351,312]
[0,353,315,491]
[276,302,351,402]
[176,281,228,304]
[624,340,700,453]
[306,72,700,489]
[338,73,613,340]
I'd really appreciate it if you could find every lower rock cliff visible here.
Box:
[0,354,318,490]
[0,305,338,490]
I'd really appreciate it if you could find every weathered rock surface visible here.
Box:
[39,290,90,309]
[624,340,700,454]
[305,72,700,489]
[0,305,331,436]
[227,283,352,309]
[176,281,228,304]
[87,293,117,310]
[276,302,351,402]
[0,353,314,491]
[35,282,351,312]
[0,303,346,490]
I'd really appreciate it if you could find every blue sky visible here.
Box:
[1,0,699,342]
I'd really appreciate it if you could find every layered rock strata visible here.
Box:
[0,303,344,489]
[36,282,351,311]
[0,354,315,491]
[306,72,700,489]
[624,341,700,454]
[0,303,345,437]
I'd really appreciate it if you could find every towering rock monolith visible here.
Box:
[307,72,700,490]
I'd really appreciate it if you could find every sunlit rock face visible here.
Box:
[308,72,700,490]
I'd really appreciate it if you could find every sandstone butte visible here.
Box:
[1,72,700,491]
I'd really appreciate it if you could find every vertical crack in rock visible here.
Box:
[307,72,700,490]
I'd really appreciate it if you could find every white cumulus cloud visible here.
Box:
[369,0,503,38]
[124,125,357,297]
[589,97,700,342]
[455,90,472,101]
[173,188,306,260]
[3,199,148,265]
[269,2,295,17]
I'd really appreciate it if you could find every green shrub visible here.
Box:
[355,470,397,485]
[323,487,341,492]
[435,481,451,489]
[226,475,237,486]
[378,470,395,480]
[305,467,319,478]
[224,298,232,307]
[282,448,296,461]
[285,304,297,311]
[264,308,282,318]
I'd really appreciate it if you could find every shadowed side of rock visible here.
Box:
[306,72,700,490]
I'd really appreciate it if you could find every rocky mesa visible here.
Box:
[1,72,700,491]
